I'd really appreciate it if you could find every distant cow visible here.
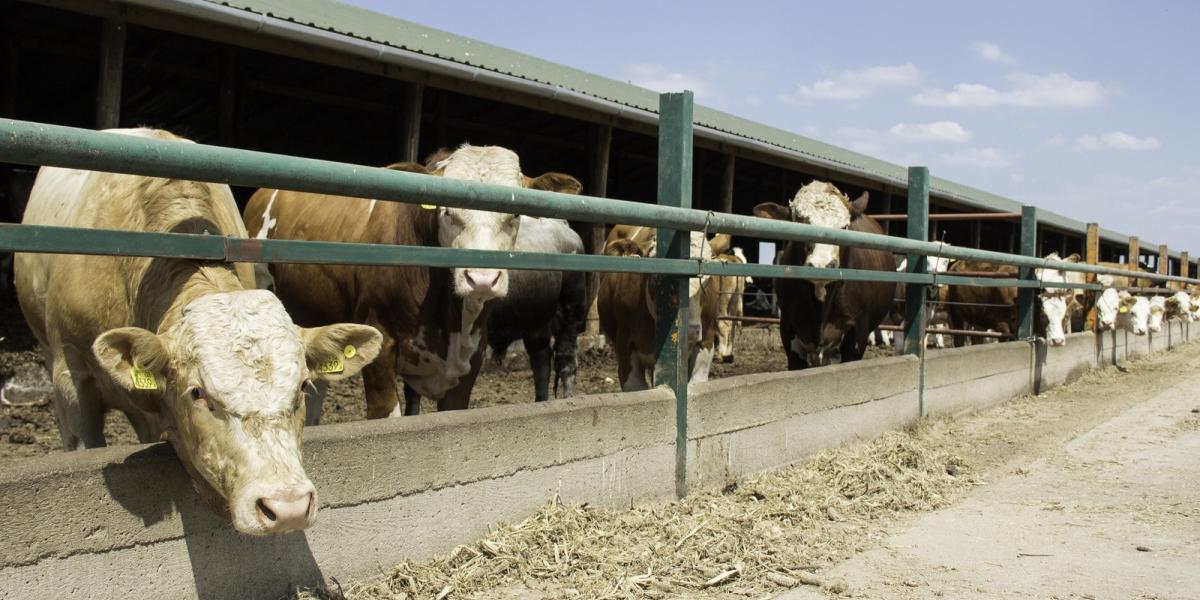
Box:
[752,181,894,367]
[713,248,748,363]
[15,129,382,535]
[942,256,1074,347]
[598,226,724,390]
[486,216,586,401]
[245,144,582,418]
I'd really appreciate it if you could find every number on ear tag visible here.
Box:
[130,365,157,390]
[315,356,345,375]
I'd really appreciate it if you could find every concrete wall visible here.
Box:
[0,322,1191,600]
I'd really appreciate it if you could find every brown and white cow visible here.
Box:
[713,249,747,363]
[597,226,724,390]
[752,182,895,367]
[14,129,382,535]
[245,144,582,418]
[943,255,1074,347]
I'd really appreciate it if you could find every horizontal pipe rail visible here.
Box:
[869,212,1022,222]
[1,119,1196,287]
[875,324,1010,339]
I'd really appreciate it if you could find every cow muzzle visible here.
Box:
[255,489,316,534]
[458,268,508,299]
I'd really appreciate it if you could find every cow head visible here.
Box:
[1095,287,1121,330]
[92,290,381,535]
[1116,293,1150,335]
[1148,296,1167,332]
[1036,254,1070,346]
[428,144,581,300]
[1166,291,1192,322]
[753,182,867,301]
[643,232,717,343]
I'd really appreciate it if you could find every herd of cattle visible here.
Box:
[7,129,1197,536]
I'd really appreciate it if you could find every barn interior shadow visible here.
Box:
[102,443,325,599]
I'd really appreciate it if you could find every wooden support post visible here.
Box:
[719,154,735,214]
[970,219,983,250]
[654,91,693,499]
[1085,223,1100,330]
[218,47,236,146]
[1128,236,1139,268]
[96,18,125,130]
[582,124,612,337]
[1017,206,1038,340]
[397,82,424,162]
[1182,252,1190,280]
[1158,244,1169,276]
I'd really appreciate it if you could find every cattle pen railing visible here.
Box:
[1,91,1197,498]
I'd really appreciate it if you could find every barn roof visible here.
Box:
[149,0,1163,256]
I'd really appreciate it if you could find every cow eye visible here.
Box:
[188,387,213,411]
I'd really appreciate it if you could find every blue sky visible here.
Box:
[351,0,1199,250]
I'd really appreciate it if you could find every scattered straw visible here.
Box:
[295,420,972,600]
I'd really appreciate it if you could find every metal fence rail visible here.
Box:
[0,92,1196,498]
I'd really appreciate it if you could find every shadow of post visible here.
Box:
[102,444,324,599]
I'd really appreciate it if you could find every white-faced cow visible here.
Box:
[244,144,582,418]
[752,182,894,367]
[14,129,382,535]
[942,253,1073,347]
[486,216,587,401]
[597,226,724,390]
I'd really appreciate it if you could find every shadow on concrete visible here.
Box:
[102,444,324,599]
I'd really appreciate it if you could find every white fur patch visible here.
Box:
[255,190,279,240]
[437,144,522,187]
[789,181,851,229]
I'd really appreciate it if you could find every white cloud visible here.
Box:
[971,42,1015,65]
[912,73,1106,108]
[889,121,972,143]
[627,63,711,98]
[1044,134,1067,147]
[939,147,1016,168]
[781,63,921,104]
[1072,131,1161,152]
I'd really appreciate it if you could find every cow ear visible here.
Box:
[525,172,583,195]
[709,233,732,256]
[300,324,383,381]
[93,327,169,400]
[850,192,870,216]
[752,202,791,221]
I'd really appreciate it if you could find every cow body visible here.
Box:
[713,250,747,363]
[245,145,581,418]
[943,261,1019,346]
[753,183,894,367]
[15,128,381,535]
[487,217,586,401]
[597,226,721,391]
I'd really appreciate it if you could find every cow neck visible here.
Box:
[137,261,244,335]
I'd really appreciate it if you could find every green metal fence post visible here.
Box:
[1017,205,1039,339]
[653,91,693,499]
[903,166,930,356]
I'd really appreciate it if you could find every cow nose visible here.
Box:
[1050,336,1065,347]
[686,323,702,342]
[464,269,502,294]
[256,491,314,533]
[823,259,838,270]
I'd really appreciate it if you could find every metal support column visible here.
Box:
[96,18,125,129]
[583,124,612,336]
[902,166,930,357]
[398,82,424,163]
[1017,205,1038,339]
[653,91,693,499]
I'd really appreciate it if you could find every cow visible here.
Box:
[713,248,747,363]
[752,181,894,368]
[486,216,586,402]
[14,129,383,535]
[1094,262,1154,332]
[942,255,1072,347]
[597,226,723,391]
[245,144,583,419]
[888,250,955,348]
[1165,290,1194,322]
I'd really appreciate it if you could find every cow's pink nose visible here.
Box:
[256,491,314,533]
[464,269,502,293]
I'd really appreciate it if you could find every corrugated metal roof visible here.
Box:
[202,0,1171,257]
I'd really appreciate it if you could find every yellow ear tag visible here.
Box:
[420,204,437,210]
[130,365,157,390]
[343,345,357,359]
[315,355,345,375]
[1119,305,1130,313]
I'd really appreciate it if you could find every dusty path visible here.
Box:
[778,345,1200,600]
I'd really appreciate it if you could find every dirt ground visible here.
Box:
[0,320,889,458]
[295,337,1200,600]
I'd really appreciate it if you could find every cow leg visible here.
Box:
[362,333,401,419]
[403,383,421,416]
[690,343,715,383]
[551,324,578,400]
[524,330,552,402]
[48,350,105,450]
[618,351,649,392]
[303,380,328,426]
